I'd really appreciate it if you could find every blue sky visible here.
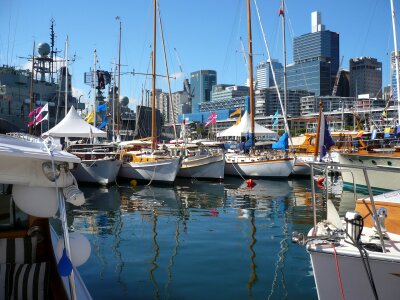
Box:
[0,0,398,110]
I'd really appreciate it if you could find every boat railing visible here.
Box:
[307,161,400,252]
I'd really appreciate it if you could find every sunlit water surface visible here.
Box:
[62,176,355,300]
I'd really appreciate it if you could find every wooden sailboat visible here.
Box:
[338,0,400,192]
[118,0,180,184]
[224,0,294,178]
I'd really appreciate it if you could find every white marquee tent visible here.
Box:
[42,106,107,138]
[217,111,277,138]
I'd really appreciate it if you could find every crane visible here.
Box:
[332,55,344,97]
[174,48,192,101]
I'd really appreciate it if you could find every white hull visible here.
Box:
[224,154,294,177]
[309,246,400,300]
[178,153,225,180]
[118,156,181,183]
[339,152,400,191]
[72,158,122,186]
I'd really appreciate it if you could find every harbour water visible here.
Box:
[64,177,349,299]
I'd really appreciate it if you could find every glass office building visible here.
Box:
[190,70,217,113]
[287,12,339,96]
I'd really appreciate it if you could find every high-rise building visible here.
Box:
[256,60,283,89]
[286,11,339,96]
[349,57,382,98]
[211,84,249,102]
[190,70,217,113]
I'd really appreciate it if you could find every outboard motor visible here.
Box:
[345,212,363,243]
[376,207,388,232]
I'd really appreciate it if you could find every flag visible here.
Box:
[85,111,94,123]
[34,112,49,125]
[272,133,289,150]
[384,127,391,138]
[96,103,107,112]
[28,106,41,118]
[235,115,241,125]
[371,129,377,140]
[272,110,279,128]
[205,112,217,127]
[230,108,241,118]
[208,112,217,120]
[98,115,107,129]
[319,114,334,160]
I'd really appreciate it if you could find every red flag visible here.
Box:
[278,8,284,16]
[208,112,217,120]
[28,106,41,118]
[205,117,216,127]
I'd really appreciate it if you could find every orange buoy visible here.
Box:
[316,177,325,185]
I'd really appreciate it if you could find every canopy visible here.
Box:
[42,106,107,138]
[217,111,277,138]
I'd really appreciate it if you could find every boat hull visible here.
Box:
[224,155,294,178]
[178,153,225,180]
[72,159,122,186]
[339,152,400,192]
[118,156,181,184]
[309,247,400,300]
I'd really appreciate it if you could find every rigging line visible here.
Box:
[221,0,243,83]
[6,5,12,66]
[360,0,380,56]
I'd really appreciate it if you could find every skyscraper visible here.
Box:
[256,59,283,89]
[190,70,217,113]
[349,57,382,98]
[286,11,339,96]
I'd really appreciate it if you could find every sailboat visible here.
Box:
[117,0,181,184]
[338,0,400,192]
[223,0,294,178]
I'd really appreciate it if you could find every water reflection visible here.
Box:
[68,178,318,299]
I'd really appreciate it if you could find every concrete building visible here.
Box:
[255,88,312,117]
[256,59,283,89]
[349,57,382,98]
[190,70,217,113]
[211,84,249,102]
[286,11,339,96]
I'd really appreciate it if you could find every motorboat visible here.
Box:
[0,133,91,299]
[293,161,400,300]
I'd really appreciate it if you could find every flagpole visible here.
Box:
[313,100,323,161]
[93,49,97,128]
[65,36,69,117]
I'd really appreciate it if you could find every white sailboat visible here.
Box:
[338,0,400,192]
[222,0,294,179]
[43,106,122,186]
[117,0,180,185]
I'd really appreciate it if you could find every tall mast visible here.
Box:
[29,41,35,135]
[157,1,178,143]
[151,0,157,151]
[390,0,400,124]
[112,59,117,142]
[93,49,97,127]
[281,0,287,114]
[246,0,255,145]
[117,17,122,135]
[65,36,69,117]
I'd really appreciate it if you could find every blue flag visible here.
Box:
[96,103,107,112]
[272,133,288,150]
[272,110,279,128]
[98,115,107,129]
[319,114,334,160]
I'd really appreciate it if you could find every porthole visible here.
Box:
[371,160,377,165]
[388,161,393,166]
[358,159,363,163]
[349,158,353,162]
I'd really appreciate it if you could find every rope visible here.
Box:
[146,159,157,186]
[229,157,246,181]
[332,243,345,300]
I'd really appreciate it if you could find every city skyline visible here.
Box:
[1,0,398,110]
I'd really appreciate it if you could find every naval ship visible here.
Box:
[0,21,83,133]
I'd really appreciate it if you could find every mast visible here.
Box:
[246,0,255,146]
[157,1,178,143]
[65,36,69,117]
[29,41,35,135]
[117,17,122,136]
[313,100,323,161]
[280,0,287,114]
[390,0,400,124]
[112,59,117,142]
[93,49,97,127]
[151,0,157,151]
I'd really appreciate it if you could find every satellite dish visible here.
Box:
[38,43,51,57]
[121,96,129,107]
